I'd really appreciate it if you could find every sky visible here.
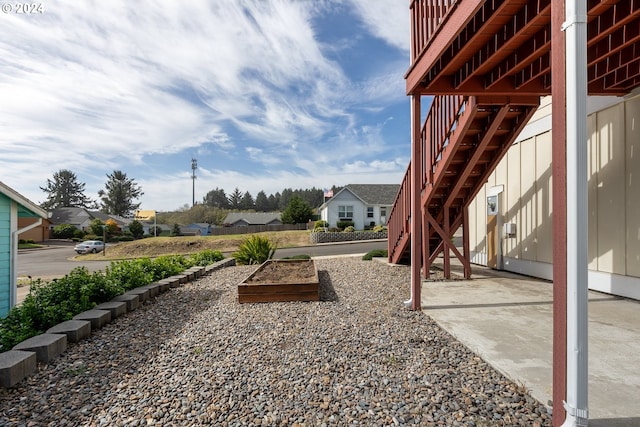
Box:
[0,0,411,212]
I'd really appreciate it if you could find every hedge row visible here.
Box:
[0,250,224,352]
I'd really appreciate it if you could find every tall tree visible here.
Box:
[203,187,229,209]
[255,191,269,212]
[98,170,143,217]
[227,187,243,210]
[279,188,293,210]
[39,169,97,210]
[239,191,255,210]
[281,195,313,224]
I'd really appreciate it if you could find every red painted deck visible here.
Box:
[389,1,640,424]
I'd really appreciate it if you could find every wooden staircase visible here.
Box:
[388,95,538,273]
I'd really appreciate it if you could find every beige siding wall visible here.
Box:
[469,97,640,282]
[626,97,640,276]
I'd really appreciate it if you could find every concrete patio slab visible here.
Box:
[421,262,640,424]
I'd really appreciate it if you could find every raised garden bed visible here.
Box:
[238,259,319,303]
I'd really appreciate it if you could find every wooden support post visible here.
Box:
[463,206,471,279]
[551,1,568,425]
[422,209,430,279]
[410,94,422,311]
[443,205,451,279]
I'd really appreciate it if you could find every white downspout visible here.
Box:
[561,0,589,425]
[10,209,43,308]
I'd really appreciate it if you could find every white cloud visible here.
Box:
[0,0,410,211]
[348,0,410,52]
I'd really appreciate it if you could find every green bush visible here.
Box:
[105,260,154,291]
[0,267,123,351]
[128,220,144,239]
[373,225,387,233]
[0,249,224,352]
[336,220,354,230]
[233,235,276,265]
[73,229,85,239]
[189,249,224,266]
[343,226,356,232]
[362,249,388,260]
[314,220,329,230]
[52,223,78,239]
[145,255,191,280]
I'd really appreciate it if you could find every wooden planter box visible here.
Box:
[238,259,319,303]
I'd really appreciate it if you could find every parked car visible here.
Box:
[74,240,105,254]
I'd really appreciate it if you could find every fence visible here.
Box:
[209,223,310,236]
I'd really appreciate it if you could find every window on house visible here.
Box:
[338,205,353,219]
[367,207,374,218]
[380,207,387,217]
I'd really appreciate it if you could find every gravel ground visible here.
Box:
[0,257,551,426]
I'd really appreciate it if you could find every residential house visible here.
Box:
[182,223,212,236]
[319,184,399,230]
[223,212,282,227]
[0,182,48,317]
[49,207,132,234]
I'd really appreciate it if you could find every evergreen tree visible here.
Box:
[279,188,293,210]
[267,194,278,211]
[281,195,313,224]
[271,193,281,211]
[203,187,229,209]
[98,170,143,217]
[239,191,255,210]
[227,187,243,210]
[255,191,269,212]
[40,169,97,210]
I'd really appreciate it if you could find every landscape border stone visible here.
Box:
[112,294,140,311]
[124,287,150,303]
[73,309,112,330]
[12,333,67,364]
[94,301,127,319]
[0,350,37,387]
[46,320,91,343]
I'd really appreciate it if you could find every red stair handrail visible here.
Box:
[388,94,467,263]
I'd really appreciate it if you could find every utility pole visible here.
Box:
[191,157,197,207]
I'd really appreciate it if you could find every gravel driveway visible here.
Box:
[0,257,551,426]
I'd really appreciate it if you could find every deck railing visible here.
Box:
[410,0,457,63]
[423,95,466,187]
[388,163,412,263]
[388,94,467,263]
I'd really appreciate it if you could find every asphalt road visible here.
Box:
[17,240,388,279]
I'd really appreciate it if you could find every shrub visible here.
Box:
[233,235,276,265]
[343,226,356,232]
[328,227,340,232]
[52,223,78,239]
[373,225,387,233]
[314,220,329,230]
[128,220,144,239]
[0,249,221,352]
[105,260,155,291]
[189,249,224,266]
[362,249,388,260]
[171,223,182,236]
[0,267,123,351]
[336,220,354,230]
[73,229,85,239]
[116,235,135,242]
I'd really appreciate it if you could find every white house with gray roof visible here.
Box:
[319,184,399,230]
